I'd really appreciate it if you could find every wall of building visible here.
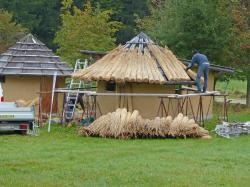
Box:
[96,72,215,120]
[3,76,41,101]
[2,76,65,116]
[97,81,176,119]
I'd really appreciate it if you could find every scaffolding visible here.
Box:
[47,74,229,132]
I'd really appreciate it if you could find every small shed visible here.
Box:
[0,34,73,114]
[73,32,233,119]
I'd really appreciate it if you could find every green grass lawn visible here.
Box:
[0,105,250,187]
[205,103,250,130]
[216,80,247,99]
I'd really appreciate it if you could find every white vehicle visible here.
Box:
[0,83,3,102]
[0,102,36,134]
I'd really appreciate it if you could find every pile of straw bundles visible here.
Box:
[15,97,39,107]
[78,108,211,139]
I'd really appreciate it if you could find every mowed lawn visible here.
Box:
[216,80,247,99]
[0,106,250,187]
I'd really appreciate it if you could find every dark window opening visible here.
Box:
[175,85,182,94]
[0,76,5,83]
[106,81,116,91]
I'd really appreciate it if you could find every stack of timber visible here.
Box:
[73,32,199,84]
[78,108,211,139]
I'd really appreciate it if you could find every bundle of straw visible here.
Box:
[168,113,210,138]
[78,108,211,139]
[15,97,39,107]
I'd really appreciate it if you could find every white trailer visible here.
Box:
[0,102,35,134]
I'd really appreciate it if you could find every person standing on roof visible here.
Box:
[186,49,210,93]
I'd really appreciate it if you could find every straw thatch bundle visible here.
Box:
[78,108,210,139]
[72,32,200,84]
[15,97,39,107]
[168,113,209,138]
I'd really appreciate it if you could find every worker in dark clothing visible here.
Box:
[186,50,210,93]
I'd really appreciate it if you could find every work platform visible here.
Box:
[48,86,228,131]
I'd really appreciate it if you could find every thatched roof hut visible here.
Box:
[0,34,73,114]
[73,32,197,85]
[73,32,233,119]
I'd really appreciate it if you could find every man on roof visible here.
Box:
[186,49,210,93]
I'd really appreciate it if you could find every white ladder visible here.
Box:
[63,59,88,121]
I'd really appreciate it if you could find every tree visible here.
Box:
[102,0,150,44]
[140,0,250,106]
[139,0,233,64]
[0,9,26,53]
[229,1,250,106]
[0,0,150,46]
[0,0,61,49]
[54,0,121,65]
[71,0,150,44]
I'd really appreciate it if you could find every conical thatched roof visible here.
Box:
[0,34,73,76]
[73,32,197,84]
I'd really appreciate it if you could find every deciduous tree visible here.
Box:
[72,0,150,44]
[139,0,233,64]
[54,0,121,65]
[0,0,61,49]
[0,9,26,53]
[229,1,250,106]
[140,0,250,106]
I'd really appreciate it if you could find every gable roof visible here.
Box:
[73,32,198,84]
[0,34,73,76]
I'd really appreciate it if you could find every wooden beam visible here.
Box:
[53,88,224,98]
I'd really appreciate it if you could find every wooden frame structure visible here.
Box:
[48,81,229,132]
[156,94,228,126]
[47,68,230,131]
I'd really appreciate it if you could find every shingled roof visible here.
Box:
[0,34,73,76]
[73,32,198,84]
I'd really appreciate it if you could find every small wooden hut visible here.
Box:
[0,34,73,115]
[73,32,233,119]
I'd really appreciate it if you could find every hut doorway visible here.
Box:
[40,77,58,114]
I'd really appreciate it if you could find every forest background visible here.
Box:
[0,0,249,105]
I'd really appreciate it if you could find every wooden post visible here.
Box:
[48,72,57,132]
[223,95,228,122]
[247,76,250,107]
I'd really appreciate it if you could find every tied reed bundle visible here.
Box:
[15,97,39,107]
[78,108,211,139]
[71,42,202,84]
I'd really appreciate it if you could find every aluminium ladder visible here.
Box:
[63,59,88,121]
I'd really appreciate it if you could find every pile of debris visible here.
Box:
[215,121,250,138]
[78,108,211,139]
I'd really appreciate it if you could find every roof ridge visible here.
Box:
[19,33,44,45]
[126,32,154,45]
